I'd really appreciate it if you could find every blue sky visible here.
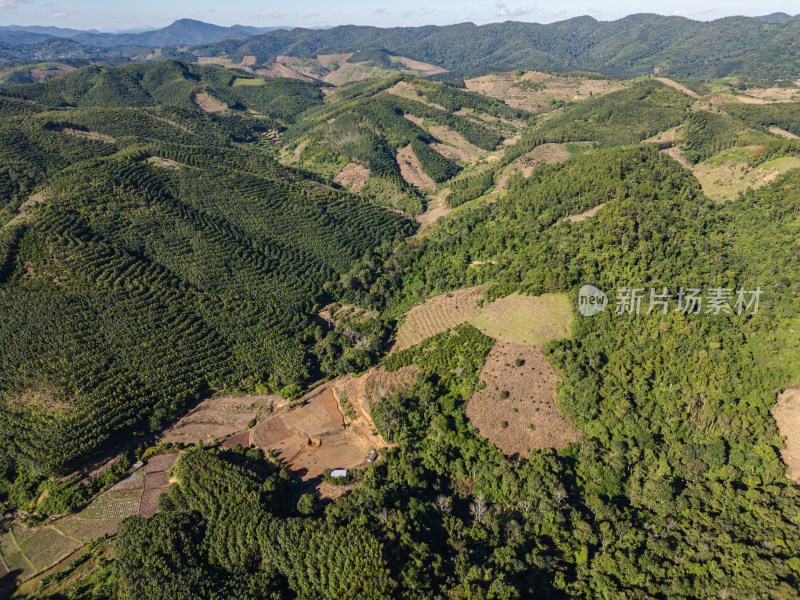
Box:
[1,0,798,31]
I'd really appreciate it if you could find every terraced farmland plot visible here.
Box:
[394,288,571,351]
[394,286,486,351]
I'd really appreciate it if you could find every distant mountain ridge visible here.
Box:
[3,15,800,80]
[192,14,800,80]
[755,13,799,23]
[0,19,291,48]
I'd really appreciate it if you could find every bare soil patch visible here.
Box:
[465,71,625,112]
[654,78,700,98]
[692,149,800,202]
[334,162,370,193]
[59,128,115,144]
[555,202,608,225]
[416,189,452,227]
[191,91,227,112]
[399,57,447,74]
[430,142,471,164]
[661,146,691,168]
[513,143,574,176]
[739,88,800,103]
[248,384,386,481]
[147,156,183,169]
[397,144,437,191]
[645,126,682,144]
[466,342,580,457]
[769,127,799,140]
[403,114,483,161]
[772,388,800,483]
[7,191,48,227]
[256,63,315,81]
[161,394,281,446]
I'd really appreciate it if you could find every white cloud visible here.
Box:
[372,8,388,16]
[51,10,68,18]
[494,0,535,18]
[671,8,719,18]
[0,0,33,8]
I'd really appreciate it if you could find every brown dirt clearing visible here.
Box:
[772,388,800,483]
[770,127,799,140]
[247,383,386,481]
[555,202,608,225]
[60,128,115,144]
[334,162,370,193]
[397,144,437,191]
[466,342,580,457]
[161,394,282,446]
[191,91,227,112]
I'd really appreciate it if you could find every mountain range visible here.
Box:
[2,14,800,84]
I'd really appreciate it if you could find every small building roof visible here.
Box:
[330,469,348,478]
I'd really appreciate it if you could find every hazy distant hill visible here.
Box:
[197,14,800,80]
[68,19,283,48]
[755,12,799,23]
[4,15,800,80]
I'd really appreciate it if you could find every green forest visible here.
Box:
[1,58,800,600]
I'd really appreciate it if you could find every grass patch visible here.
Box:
[232,77,266,87]
[468,292,572,346]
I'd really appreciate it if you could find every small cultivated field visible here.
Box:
[0,464,152,585]
[345,365,420,420]
[692,147,800,202]
[161,394,281,446]
[395,288,572,351]
[394,286,487,351]
[248,384,386,481]
[466,342,581,457]
[772,388,800,483]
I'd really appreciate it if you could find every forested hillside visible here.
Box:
[2,59,800,600]
[195,14,800,80]
[0,63,413,477]
[5,15,800,81]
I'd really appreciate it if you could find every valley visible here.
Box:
[0,17,800,598]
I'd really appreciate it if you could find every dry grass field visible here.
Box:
[691,147,800,202]
[465,70,625,112]
[395,288,572,350]
[772,388,800,483]
[466,342,580,457]
[161,394,281,446]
